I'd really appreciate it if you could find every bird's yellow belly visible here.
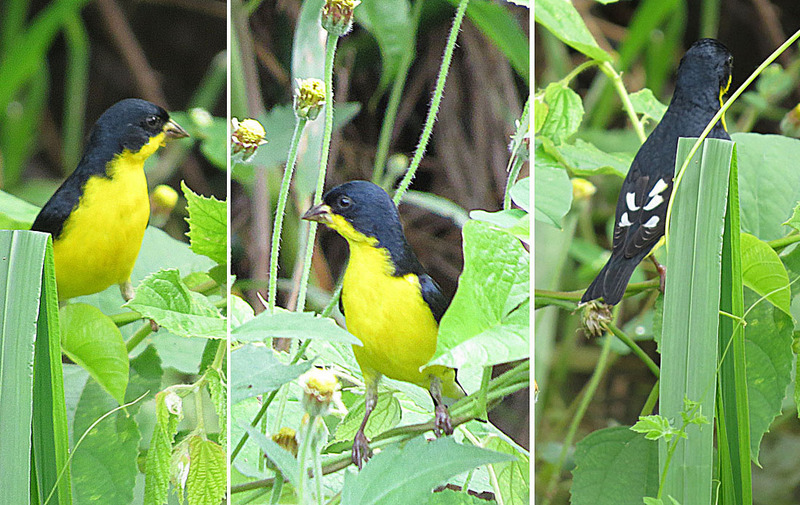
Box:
[342,245,441,389]
[53,163,149,300]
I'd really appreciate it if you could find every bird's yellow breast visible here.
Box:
[331,214,451,391]
[52,134,163,300]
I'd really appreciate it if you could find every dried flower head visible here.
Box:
[294,78,326,120]
[321,0,360,37]
[231,118,267,160]
[580,300,612,337]
[299,368,341,417]
[272,427,299,457]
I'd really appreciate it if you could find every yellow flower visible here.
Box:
[572,178,597,202]
[294,78,326,120]
[231,118,267,159]
[299,368,341,417]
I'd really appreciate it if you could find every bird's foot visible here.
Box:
[352,430,372,470]
[650,257,666,293]
[434,404,453,437]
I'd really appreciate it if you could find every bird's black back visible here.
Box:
[582,39,732,305]
[31,99,170,239]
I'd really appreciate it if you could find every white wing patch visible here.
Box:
[642,179,668,212]
[626,192,640,211]
[643,194,664,211]
[643,215,660,228]
[619,212,633,227]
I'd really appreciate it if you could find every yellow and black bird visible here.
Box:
[302,181,465,468]
[31,98,188,301]
[581,39,732,306]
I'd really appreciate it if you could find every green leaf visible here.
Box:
[60,303,129,405]
[534,0,612,62]
[740,232,791,316]
[425,488,497,504]
[539,82,584,144]
[206,368,227,448]
[571,427,659,505]
[629,88,667,123]
[231,307,360,345]
[355,0,413,97]
[144,391,183,505]
[333,392,401,441]
[228,294,255,327]
[186,437,226,505]
[431,221,529,368]
[0,189,40,229]
[510,177,530,212]
[181,181,227,265]
[483,436,529,505]
[735,133,800,241]
[230,345,313,403]
[554,139,632,178]
[744,293,794,464]
[534,140,573,227]
[782,201,800,232]
[341,437,512,505]
[469,209,529,241]
[630,415,674,441]
[124,269,225,339]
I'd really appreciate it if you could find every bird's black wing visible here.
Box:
[419,273,450,323]
[30,176,88,238]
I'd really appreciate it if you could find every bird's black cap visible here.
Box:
[674,38,733,106]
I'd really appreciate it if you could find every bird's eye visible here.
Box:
[145,115,160,128]
[338,196,351,209]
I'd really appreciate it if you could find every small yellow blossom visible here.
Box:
[231,118,267,160]
[294,78,326,120]
[571,178,597,202]
[299,368,341,417]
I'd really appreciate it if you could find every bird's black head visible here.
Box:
[302,180,425,274]
[674,39,733,107]
[303,180,404,244]
[89,98,188,157]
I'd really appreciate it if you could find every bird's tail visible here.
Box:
[581,255,641,306]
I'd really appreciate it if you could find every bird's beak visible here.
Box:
[164,119,189,140]
[301,204,333,224]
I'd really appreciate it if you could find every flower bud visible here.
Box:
[231,118,267,160]
[321,0,360,37]
[299,368,340,417]
[571,178,597,202]
[149,184,179,228]
[189,107,213,128]
[294,78,326,120]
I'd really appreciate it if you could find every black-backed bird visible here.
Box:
[581,39,732,306]
[302,181,465,469]
[31,98,189,301]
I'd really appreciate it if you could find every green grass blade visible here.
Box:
[716,144,752,505]
[660,138,734,503]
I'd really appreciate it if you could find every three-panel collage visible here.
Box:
[4,0,800,504]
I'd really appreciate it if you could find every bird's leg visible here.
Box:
[430,377,453,437]
[650,256,666,293]
[120,279,159,332]
[119,280,135,301]
[352,380,378,470]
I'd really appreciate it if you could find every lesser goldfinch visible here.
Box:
[302,181,464,468]
[582,39,733,306]
[31,98,188,301]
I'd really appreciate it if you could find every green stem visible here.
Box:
[542,335,614,505]
[393,0,470,205]
[503,97,530,210]
[125,323,153,353]
[296,416,316,504]
[211,338,226,371]
[268,117,308,312]
[767,232,800,251]
[477,366,492,418]
[640,380,660,416]
[598,61,647,143]
[372,0,424,184]
[604,322,660,378]
[195,387,205,432]
[297,32,338,312]
[313,422,324,505]
[535,278,660,303]
[560,60,599,87]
